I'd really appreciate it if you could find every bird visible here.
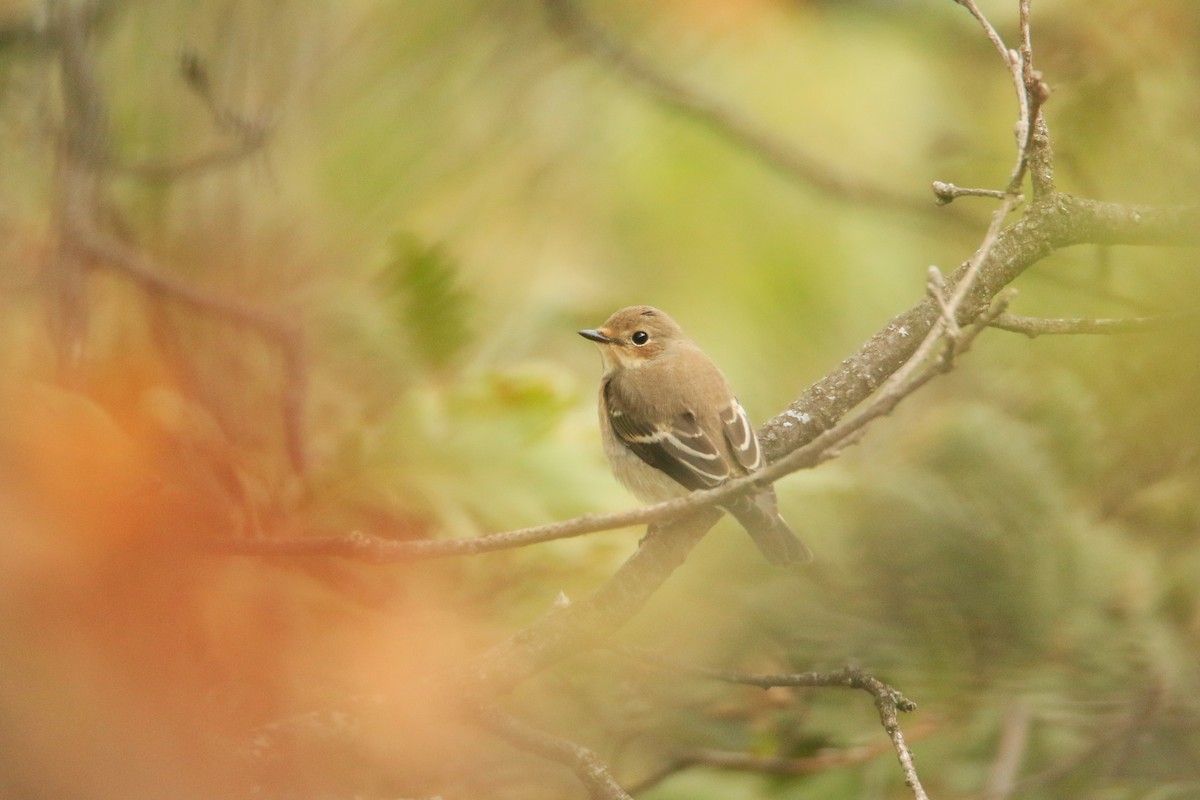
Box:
[579,305,812,566]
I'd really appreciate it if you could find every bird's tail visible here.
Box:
[723,491,813,567]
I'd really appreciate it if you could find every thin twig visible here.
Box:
[544,0,970,227]
[205,504,695,561]
[868,192,1019,416]
[41,2,304,470]
[614,647,929,800]
[116,50,273,182]
[945,195,1022,316]
[981,701,1031,800]
[926,266,960,339]
[209,290,1002,563]
[626,723,933,794]
[118,142,269,182]
[966,684,1165,799]
[208,0,1200,561]
[1018,3,1054,197]
[215,187,1027,560]
[456,509,723,696]
[954,0,1031,193]
[74,228,309,473]
[48,0,107,381]
[476,705,633,800]
[932,181,1008,206]
[634,738,907,788]
[178,50,264,141]
[211,279,1011,562]
[614,646,912,701]
[991,311,1197,337]
[761,196,1200,461]
[954,0,1010,62]
[950,0,1050,199]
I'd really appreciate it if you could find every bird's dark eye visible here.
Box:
[631,331,650,346]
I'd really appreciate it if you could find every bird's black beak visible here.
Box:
[578,328,613,344]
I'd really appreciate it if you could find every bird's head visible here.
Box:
[578,305,686,371]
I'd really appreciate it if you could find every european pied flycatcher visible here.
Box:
[580,305,811,566]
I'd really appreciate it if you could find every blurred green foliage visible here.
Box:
[380,235,473,371]
[0,0,1198,799]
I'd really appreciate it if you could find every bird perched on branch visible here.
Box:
[579,305,811,566]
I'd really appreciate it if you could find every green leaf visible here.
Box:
[381,234,471,371]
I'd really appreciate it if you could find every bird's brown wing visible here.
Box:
[720,398,764,472]
[604,378,729,491]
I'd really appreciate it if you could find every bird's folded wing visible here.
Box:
[720,399,764,472]
[605,382,728,490]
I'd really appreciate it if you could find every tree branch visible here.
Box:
[40,1,307,472]
[614,647,930,800]
[456,510,721,696]
[476,706,633,800]
[543,0,969,228]
[760,194,1200,460]
[627,736,918,794]
[965,683,1166,799]
[115,51,273,183]
[176,5,1200,799]
[981,701,1031,800]
[991,310,1198,337]
[208,279,1006,563]
[1020,9,1056,199]
[72,228,310,473]
[117,141,269,183]
[47,0,107,381]
[204,188,1200,562]
[932,181,1008,205]
[200,0,1198,561]
[940,0,1052,204]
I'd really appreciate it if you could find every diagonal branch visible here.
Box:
[205,193,1200,562]
[955,0,1040,194]
[116,51,273,183]
[628,735,925,794]
[942,0,1052,202]
[615,647,929,800]
[41,1,306,472]
[47,0,107,381]
[209,273,1008,564]
[760,195,1200,461]
[207,0,1200,563]
[981,701,1031,800]
[198,7,1200,798]
[476,705,633,800]
[932,181,1008,205]
[991,310,1199,337]
[73,228,310,473]
[196,6,1200,770]
[118,140,269,183]
[543,0,969,227]
[456,509,722,696]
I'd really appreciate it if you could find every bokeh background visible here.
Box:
[1,1,1198,798]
